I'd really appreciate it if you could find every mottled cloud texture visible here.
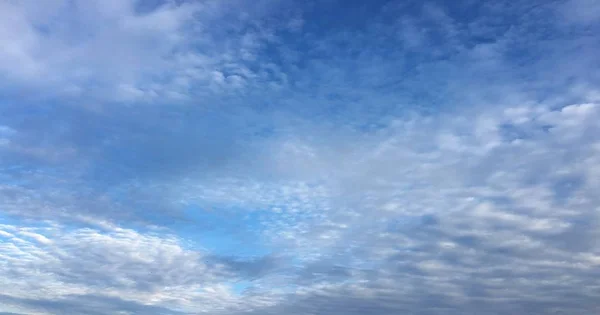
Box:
[1,0,600,314]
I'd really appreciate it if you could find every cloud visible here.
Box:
[0,0,195,99]
[0,0,299,104]
[167,102,600,314]
[1,0,600,314]
[0,220,281,314]
[0,294,186,315]
[561,0,600,24]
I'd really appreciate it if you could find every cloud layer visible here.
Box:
[1,0,600,314]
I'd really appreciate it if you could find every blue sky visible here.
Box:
[1,0,600,314]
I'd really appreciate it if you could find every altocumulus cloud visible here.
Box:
[1,0,600,314]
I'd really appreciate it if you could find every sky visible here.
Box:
[0,0,599,314]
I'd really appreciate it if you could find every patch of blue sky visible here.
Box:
[0,212,49,231]
[229,280,253,295]
[174,205,280,258]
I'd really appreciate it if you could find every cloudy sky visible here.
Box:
[1,0,600,314]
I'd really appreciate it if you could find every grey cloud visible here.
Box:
[294,261,353,285]
[0,294,185,315]
[209,255,284,280]
[0,223,243,314]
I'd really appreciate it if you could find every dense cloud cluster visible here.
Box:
[1,0,599,314]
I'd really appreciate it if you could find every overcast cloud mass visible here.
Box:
[1,0,600,314]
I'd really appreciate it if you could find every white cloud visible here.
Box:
[0,0,292,103]
[0,221,284,314]
[17,230,53,245]
[143,102,600,314]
